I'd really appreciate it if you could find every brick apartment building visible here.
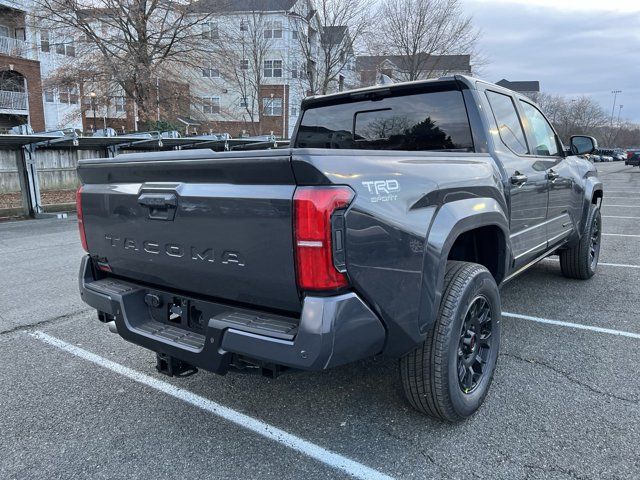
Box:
[0,1,45,132]
[1,0,474,138]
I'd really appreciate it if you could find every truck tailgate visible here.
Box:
[78,149,301,313]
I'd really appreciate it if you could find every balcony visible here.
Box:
[0,35,34,60]
[0,90,28,111]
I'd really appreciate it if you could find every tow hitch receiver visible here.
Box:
[156,352,198,377]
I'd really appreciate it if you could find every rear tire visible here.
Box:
[559,204,601,280]
[400,261,501,422]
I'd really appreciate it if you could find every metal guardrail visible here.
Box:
[0,90,28,110]
[0,35,33,59]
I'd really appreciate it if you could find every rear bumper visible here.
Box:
[79,256,386,374]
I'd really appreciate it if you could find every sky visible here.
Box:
[466,0,640,122]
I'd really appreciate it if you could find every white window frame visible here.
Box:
[202,61,220,78]
[59,86,79,105]
[202,21,219,40]
[43,89,55,103]
[290,105,298,117]
[263,97,283,116]
[264,20,283,39]
[264,59,282,78]
[239,96,249,108]
[240,59,249,70]
[114,96,126,113]
[203,96,221,115]
[240,19,248,32]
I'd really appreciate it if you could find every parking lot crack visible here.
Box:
[501,352,638,405]
[523,463,591,480]
[417,450,460,479]
[0,308,92,337]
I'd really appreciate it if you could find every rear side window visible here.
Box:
[295,90,474,152]
[486,91,528,155]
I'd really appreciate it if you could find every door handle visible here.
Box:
[510,173,528,185]
[547,169,559,181]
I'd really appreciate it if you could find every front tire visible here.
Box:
[559,204,601,280]
[400,261,501,422]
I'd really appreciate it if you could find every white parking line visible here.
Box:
[503,312,640,340]
[599,262,640,269]
[543,257,640,269]
[602,215,640,219]
[602,205,640,208]
[30,331,395,480]
[603,233,640,238]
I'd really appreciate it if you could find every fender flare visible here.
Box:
[580,177,603,237]
[417,197,510,336]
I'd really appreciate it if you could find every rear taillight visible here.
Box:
[628,152,633,159]
[294,186,354,291]
[76,186,88,252]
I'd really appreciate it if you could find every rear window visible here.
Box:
[295,90,474,152]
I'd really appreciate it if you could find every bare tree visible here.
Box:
[31,0,215,128]
[293,0,372,95]
[372,0,479,81]
[214,10,277,135]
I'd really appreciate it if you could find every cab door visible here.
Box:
[518,100,575,248]
[484,90,549,270]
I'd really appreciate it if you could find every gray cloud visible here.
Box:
[467,1,640,121]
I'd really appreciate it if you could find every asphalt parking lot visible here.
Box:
[1,161,639,480]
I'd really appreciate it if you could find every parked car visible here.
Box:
[76,76,603,421]
[613,149,627,161]
[626,149,640,166]
[599,148,621,162]
[92,128,117,137]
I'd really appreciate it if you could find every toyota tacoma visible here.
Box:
[77,76,603,421]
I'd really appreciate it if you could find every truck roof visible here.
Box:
[300,75,531,110]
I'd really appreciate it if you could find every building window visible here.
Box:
[264,21,283,39]
[291,62,306,79]
[44,89,55,103]
[264,59,282,78]
[240,19,248,32]
[202,21,219,40]
[0,25,9,38]
[240,59,249,70]
[59,87,79,105]
[202,61,220,78]
[239,96,248,108]
[114,96,126,113]
[40,29,50,52]
[263,97,282,116]
[292,30,298,40]
[203,96,221,114]
[291,105,298,116]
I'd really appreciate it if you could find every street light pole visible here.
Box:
[610,90,621,129]
[617,105,623,125]
[89,91,97,132]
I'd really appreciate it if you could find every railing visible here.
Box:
[0,90,28,111]
[0,35,33,59]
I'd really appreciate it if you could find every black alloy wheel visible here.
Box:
[458,296,493,394]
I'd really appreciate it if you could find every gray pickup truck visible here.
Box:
[77,76,603,421]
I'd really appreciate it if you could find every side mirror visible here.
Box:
[570,135,598,156]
